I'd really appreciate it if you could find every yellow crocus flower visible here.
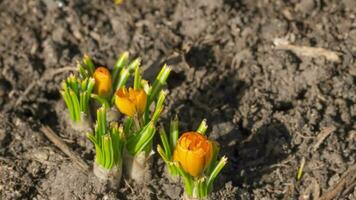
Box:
[115,87,147,117]
[173,132,213,177]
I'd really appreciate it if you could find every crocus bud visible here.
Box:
[115,87,147,117]
[93,67,112,97]
[173,132,213,177]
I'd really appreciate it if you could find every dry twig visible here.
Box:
[274,44,341,63]
[40,125,89,173]
[318,164,356,200]
[310,127,336,152]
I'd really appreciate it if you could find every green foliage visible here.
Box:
[60,75,94,122]
[87,107,125,169]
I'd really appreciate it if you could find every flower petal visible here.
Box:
[93,67,112,97]
[115,93,136,117]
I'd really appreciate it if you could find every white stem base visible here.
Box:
[66,112,92,133]
[123,151,153,184]
[93,162,122,189]
[182,193,206,200]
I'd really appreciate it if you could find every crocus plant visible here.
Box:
[87,106,124,187]
[115,65,171,183]
[158,119,227,200]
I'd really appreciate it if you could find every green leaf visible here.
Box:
[110,122,124,166]
[102,135,113,169]
[83,54,95,75]
[169,115,179,149]
[112,51,129,86]
[123,117,133,135]
[205,141,220,175]
[61,90,75,121]
[133,65,142,90]
[207,156,227,192]
[147,64,171,107]
[69,90,80,122]
[174,162,193,196]
[196,119,208,135]
[126,122,156,155]
[151,90,167,123]
[127,58,141,72]
[95,107,106,146]
[86,78,95,93]
[81,78,88,91]
[91,94,110,108]
[114,68,129,93]
[87,133,103,166]
[159,126,171,160]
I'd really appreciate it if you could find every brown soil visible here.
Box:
[1,0,355,199]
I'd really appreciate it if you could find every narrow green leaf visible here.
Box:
[123,117,133,135]
[206,141,220,175]
[141,79,150,94]
[207,156,227,192]
[126,122,156,155]
[157,145,169,163]
[151,90,167,123]
[170,115,179,150]
[297,157,306,181]
[91,94,110,108]
[78,63,88,78]
[69,90,80,122]
[103,135,114,169]
[147,65,171,107]
[159,126,171,159]
[87,133,103,166]
[114,68,129,92]
[61,90,75,121]
[86,78,95,93]
[81,78,88,91]
[83,54,95,75]
[127,58,141,72]
[133,65,142,90]
[112,51,129,86]
[174,162,193,196]
[196,119,208,135]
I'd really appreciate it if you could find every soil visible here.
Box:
[0,0,355,199]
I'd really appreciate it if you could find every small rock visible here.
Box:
[296,0,315,14]
[328,173,340,186]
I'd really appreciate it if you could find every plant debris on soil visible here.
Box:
[0,0,355,199]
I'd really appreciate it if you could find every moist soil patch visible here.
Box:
[0,0,355,199]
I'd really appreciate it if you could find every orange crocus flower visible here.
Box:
[93,67,112,97]
[115,87,147,117]
[173,132,213,177]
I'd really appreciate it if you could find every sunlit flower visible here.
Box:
[173,132,213,177]
[93,67,112,97]
[115,87,147,117]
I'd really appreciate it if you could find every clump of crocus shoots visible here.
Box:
[115,65,171,183]
[61,53,138,129]
[158,119,227,200]
[60,74,95,132]
[87,106,124,188]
